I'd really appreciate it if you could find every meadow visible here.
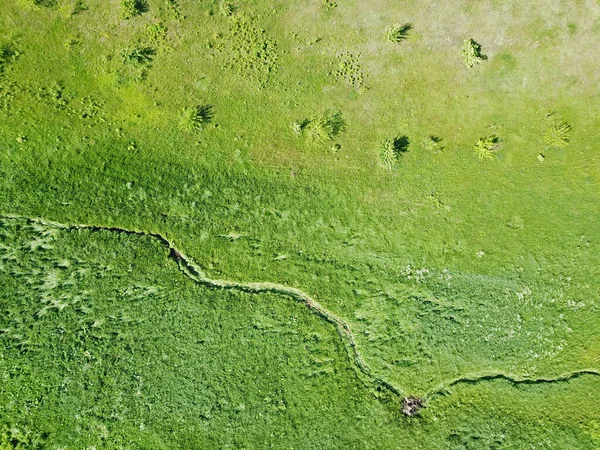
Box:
[1,0,599,448]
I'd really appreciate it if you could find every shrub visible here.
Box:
[424,135,444,152]
[147,23,167,43]
[120,0,148,19]
[179,104,214,132]
[121,47,155,65]
[32,0,57,7]
[462,39,487,67]
[543,120,572,148]
[386,23,412,43]
[378,135,409,169]
[305,110,345,142]
[474,135,500,160]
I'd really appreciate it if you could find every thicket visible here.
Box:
[462,39,487,67]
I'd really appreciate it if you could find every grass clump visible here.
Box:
[386,23,412,43]
[474,135,500,160]
[462,39,487,67]
[179,104,214,132]
[304,110,346,143]
[120,0,148,19]
[378,136,409,169]
[543,119,572,148]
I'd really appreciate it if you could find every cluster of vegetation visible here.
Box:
[462,39,487,67]
[293,110,346,143]
[179,104,214,132]
[543,117,572,148]
[334,52,368,92]
[217,14,278,86]
[120,0,148,19]
[386,23,412,43]
[378,136,410,169]
[474,135,500,160]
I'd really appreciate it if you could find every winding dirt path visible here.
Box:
[2,213,599,410]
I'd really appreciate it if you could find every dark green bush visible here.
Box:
[120,0,148,19]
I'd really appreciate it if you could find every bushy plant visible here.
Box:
[179,104,214,132]
[121,47,155,65]
[32,0,57,7]
[305,110,345,142]
[386,23,412,43]
[543,121,572,148]
[474,135,500,160]
[120,0,148,19]
[462,39,487,67]
[378,135,409,169]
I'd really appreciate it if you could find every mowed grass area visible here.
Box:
[1,0,599,447]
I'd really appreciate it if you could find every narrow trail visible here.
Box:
[2,213,599,410]
[424,369,600,401]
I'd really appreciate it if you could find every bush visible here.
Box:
[120,0,148,19]
[378,135,409,169]
[543,120,572,148]
[386,23,412,43]
[462,39,487,67]
[305,110,345,142]
[474,135,500,160]
[121,47,155,65]
[179,104,214,132]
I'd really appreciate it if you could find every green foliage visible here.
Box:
[147,23,167,43]
[31,0,57,7]
[0,44,19,76]
[543,120,572,148]
[378,136,410,169]
[121,46,155,65]
[219,1,236,16]
[305,110,346,142]
[386,23,412,43]
[179,104,214,132]
[120,0,148,19]
[462,39,487,67]
[474,135,500,160]
[322,0,337,11]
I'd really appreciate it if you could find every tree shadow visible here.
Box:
[392,135,410,154]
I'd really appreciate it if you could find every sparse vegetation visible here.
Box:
[474,135,500,160]
[462,38,487,67]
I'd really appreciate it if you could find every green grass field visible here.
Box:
[1,0,600,448]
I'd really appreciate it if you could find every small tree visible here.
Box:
[179,104,214,132]
[305,110,345,142]
[120,0,148,19]
[386,23,412,43]
[378,135,409,169]
[474,135,500,160]
[462,39,487,67]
